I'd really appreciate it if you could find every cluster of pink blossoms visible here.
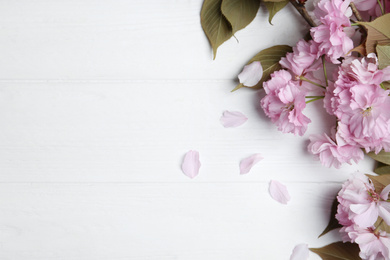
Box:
[260,0,390,168]
[336,173,390,259]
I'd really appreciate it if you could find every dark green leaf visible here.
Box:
[233,45,292,91]
[359,14,390,53]
[319,198,342,238]
[377,45,390,69]
[221,0,260,34]
[310,242,360,260]
[366,174,390,194]
[201,0,233,59]
[367,150,390,165]
[264,0,289,25]
[374,162,390,175]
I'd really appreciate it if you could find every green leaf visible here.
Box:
[366,174,390,194]
[377,44,390,69]
[233,45,292,91]
[310,242,360,260]
[367,150,390,165]
[319,198,342,238]
[264,0,289,25]
[201,0,233,59]
[359,13,390,54]
[221,0,260,34]
[374,162,390,175]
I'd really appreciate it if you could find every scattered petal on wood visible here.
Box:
[181,150,201,179]
[220,110,248,128]
[238,61,263,87]
[239,153,263,174]
[290,244,309,260]
[269,180,291,204]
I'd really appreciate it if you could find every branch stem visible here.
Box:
[349,2,363,22]
[289,0,317,27]
[300,76,326,89]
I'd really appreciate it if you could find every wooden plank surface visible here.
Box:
[0,1,375,259]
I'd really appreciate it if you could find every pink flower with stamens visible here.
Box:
[336,173,390,228]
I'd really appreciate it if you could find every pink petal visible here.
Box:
[239,153,263,174]
[220,110,248,128]
[238,61,263,87]
[290,244,309,260]
[181,150,201,179]
[381,184,390,200]
[269,180,291,204]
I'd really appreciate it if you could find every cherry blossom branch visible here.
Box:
[349,2,363,22]
[300,76,326,89]
[289,0,317,27]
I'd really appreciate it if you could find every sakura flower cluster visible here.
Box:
[254,0,390,168]
[336,173,390,259]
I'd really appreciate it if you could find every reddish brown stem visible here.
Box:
[289,0,317,27]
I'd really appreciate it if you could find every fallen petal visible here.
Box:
[220,110,248,128]
[239,153,263,174]
[238,61,263,87]
[290,244,309,260]
[269,180,291,204]
[181,150,201,179]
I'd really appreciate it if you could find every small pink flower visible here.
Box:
[336,173,390,228]
[308,128,364,168]
[310,0,353,63]
[337,84,390,153]
[344,225,390,260]
[280,40,322,77]
[261,70,311,136]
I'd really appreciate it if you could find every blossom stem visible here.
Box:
[306,96,324,104]
[349,2,363,22]
[377,0,385,15]
[299,76,326,89]
[322,55,328,87]
[374,219,384,235]
[289,0,317,27]
[306,96,324,98]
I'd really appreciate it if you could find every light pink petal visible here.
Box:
[379,203,390,225]
[269,180,291,204]
[220,110,248,128]
[381,184,390,200]
[238,61,263,87]
[239,153,263,174]
[290,244,309,260]
[181,150,201,179]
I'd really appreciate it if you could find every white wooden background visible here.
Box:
[0,1,376,259]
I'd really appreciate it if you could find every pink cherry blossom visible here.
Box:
[336,84,390,154]
[308,128,364,168]
[336,173,390,228]
[261,70,311,136]
[310,0,353,63]
[280,40,322,77]
[343,225,390,260]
